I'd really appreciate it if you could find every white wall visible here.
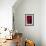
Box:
[41,0,46,46]
[13,0,41,46]
[0,0,16,30]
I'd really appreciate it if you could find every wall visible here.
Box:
[0,0,17,38]
[0,0,16,30]
[41,0,46,46]
[13,0,41,46]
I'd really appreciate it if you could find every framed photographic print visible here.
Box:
[25,14,34,26]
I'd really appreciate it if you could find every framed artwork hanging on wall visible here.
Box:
[25,14,34,26]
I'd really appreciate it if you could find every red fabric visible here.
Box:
[27,16,32,24]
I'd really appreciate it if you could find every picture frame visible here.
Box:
[25,14,34,26]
